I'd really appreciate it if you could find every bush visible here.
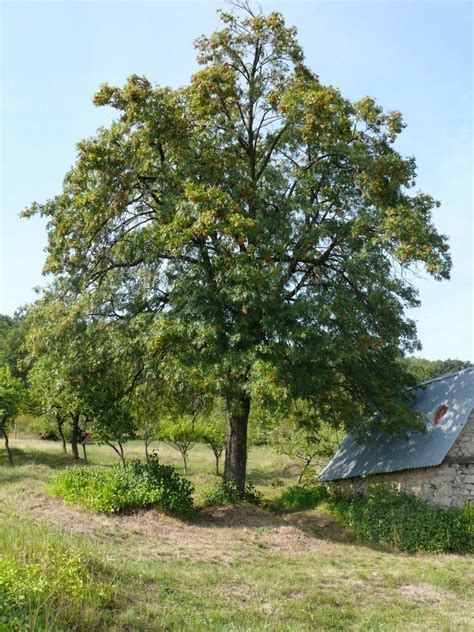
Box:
[202,481,262,507]
[270,476,284,488]
[326,484,473,554]
[50,455,194,518]
[39,423,61,441]
[277,484,329,511]
[0,518,114,631]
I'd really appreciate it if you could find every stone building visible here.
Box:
[318,368,474,508]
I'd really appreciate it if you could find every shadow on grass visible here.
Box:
[246,465,299,486]
[192,502,400,553]
[0,447,86,484]
[192,501,364,547]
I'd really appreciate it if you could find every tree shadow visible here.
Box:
[0,447,81,483]
[193,502,397,553]
[246,465,298,486]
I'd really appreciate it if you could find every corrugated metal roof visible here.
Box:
[318,367,474,482]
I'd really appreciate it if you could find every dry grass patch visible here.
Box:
[397,582,452,604]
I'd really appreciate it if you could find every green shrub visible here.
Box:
[277,484,329,511]
[270,476,284,488]
[202,481,262,506]
[326,484,473,554]
[50,455,194,517]
[0,519,114,631]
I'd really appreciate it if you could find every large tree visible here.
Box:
[24,3,450,491]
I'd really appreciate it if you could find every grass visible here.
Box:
[0,515,116,630]
[1,436,473,631]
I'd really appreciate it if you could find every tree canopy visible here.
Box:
[0,311,29,381]
[25,296,146,460]
[24,2,450,489]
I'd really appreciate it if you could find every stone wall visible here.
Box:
[448,410,474,458]
[337,411,474,508]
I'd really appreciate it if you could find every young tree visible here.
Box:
[65,313,144,464]
[198,410,227,475]
[0,366,24,465]
[271,399,344,484]
[25,298,91,459]
[131,378,174,461]
[159,417,197,475]
[131,384,159,461]
[24,3,450,491]
[28,356,70,453]
[92,409,135,465]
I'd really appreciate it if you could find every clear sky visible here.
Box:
[1,0,472,361]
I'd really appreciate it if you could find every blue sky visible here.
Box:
[1,0,472,361]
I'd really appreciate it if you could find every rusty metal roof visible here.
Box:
[318,367,474,482]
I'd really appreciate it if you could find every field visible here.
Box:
[1,437,473,631]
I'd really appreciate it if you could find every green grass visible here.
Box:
[0,516,116,630]
[1,436,473,631]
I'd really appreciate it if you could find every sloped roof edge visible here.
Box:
[318,367,474,482]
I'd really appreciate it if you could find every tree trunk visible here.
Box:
[212,447,223,476]
[70,413,81,460]
[182,451,188,475]
[145,439,150,462]
[82,442,88,462]
[224,394,250,493]
[144,422,151,462]
[106,440,125,465]
[1,428,14,466]
[118,441,125,466]
[57,421,67,454]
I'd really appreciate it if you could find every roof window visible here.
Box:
[433,404,448,426]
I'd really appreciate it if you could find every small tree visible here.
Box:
[198,413,226,475]
[159,417,197,475]
[271,399,344,484]
[93,414,135,465]
[26,298,95,460]
[26,295,146,464]
[28,356,70,453]
[131,382,166,461]
[82,341,139,465]
[0,366,24,465]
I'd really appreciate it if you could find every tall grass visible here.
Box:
[0,516,116,631]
